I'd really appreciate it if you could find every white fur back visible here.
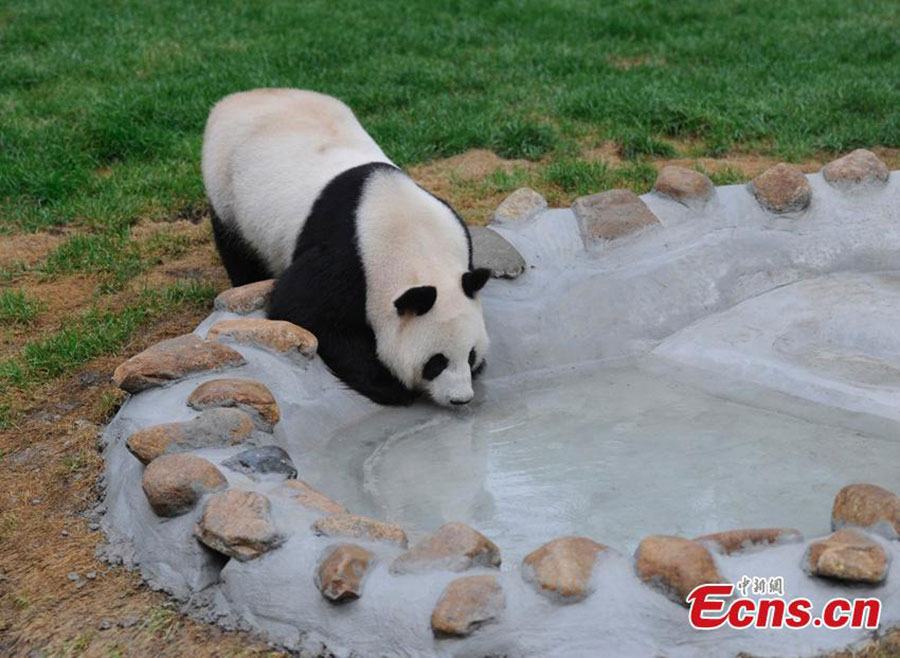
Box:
[202,88,392,274]
[356,169,470,335]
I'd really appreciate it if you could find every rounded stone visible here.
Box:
[213,279,275,314]
[113,334,245,393]
[187,378,279,432]
[194,489,283,561]
[276,479,348,516]
[572,189,660,241]
[470,227,527,279]
[391,522,501,575]
[141,454,227,517]
[832,483,900,536]
[312,514,408,548]
[653,166,715,207]
[207,318,317,360]
[804,529,888,584]
[822,149,889,189]
[522,536,608,603]
[222,445,297,481]
[431,574,505,638]
[128,424,187,466]
[315,543,375,603]
[634,535,722,606]
[490,187,547,224]
[126,408,255,465]
[748,163,811,214]
[694,528,803,555]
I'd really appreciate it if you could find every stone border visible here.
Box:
[102,149,898,655]
[116,360,900,635]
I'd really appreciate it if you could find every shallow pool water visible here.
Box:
[298,365,900,562]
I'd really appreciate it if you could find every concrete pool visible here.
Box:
[102,155,900,656]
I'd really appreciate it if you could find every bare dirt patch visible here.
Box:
[129,219,208,242]
[0,232,68,270]
[0,274,98,361]
[410,149,538,225]
[669,147,899,181]
[584,141,900,177]
[408,146,900,227]
[0,222,223,362]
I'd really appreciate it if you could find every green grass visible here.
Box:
[0,289,42,325]
[36,225,208,293]
[543,159,662,196]
[618,132,679,160]
[39,232,144,292]
[3,0,900,235]
[467,158,661,200]
[143,604,179,640]
[61,451,87,474]
[700,164,749,187]
[0,281,216,419]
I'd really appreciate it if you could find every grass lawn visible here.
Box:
[3,0,900,406]
[2,1,900,654]
[5,0,900,233]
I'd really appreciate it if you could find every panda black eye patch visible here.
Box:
[468,349,476,367]
[423,353,448,380]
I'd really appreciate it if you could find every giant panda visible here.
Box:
[201,89,490,407]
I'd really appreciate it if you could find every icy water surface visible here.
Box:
[300,365,900,562]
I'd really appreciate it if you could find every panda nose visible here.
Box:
[450,397,471,406]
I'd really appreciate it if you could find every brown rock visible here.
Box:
[187,378,279,432]
[194,489,283,561]
[805,529,888,584]
[207,318,317,360]
[277,479,348,516]
[126,408,255,464]
[491,187,547,223]
[634,535,722,605]
[213,279,275,314]
[312,514,407,548]
[141,454,227,517]
[822,149,889,189]
[113,334,245,393]
[748,163,811,213]
[694,528,803,555]
[833,483,900,536]
[431,575,505,638]
[573,189,660,241]
[129,425,186,466]
[653,166,715,207]
[522,536,608,602]
[391,522,501,575]
[315,543,374,603]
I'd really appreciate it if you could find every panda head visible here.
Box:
[386,267,491,407]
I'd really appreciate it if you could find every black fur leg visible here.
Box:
[268,247,416,407]
[210,211,273,286]
[319,331,417,406]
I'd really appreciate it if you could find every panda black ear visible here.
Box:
[462,268,491,298]
[394,286,437,316]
